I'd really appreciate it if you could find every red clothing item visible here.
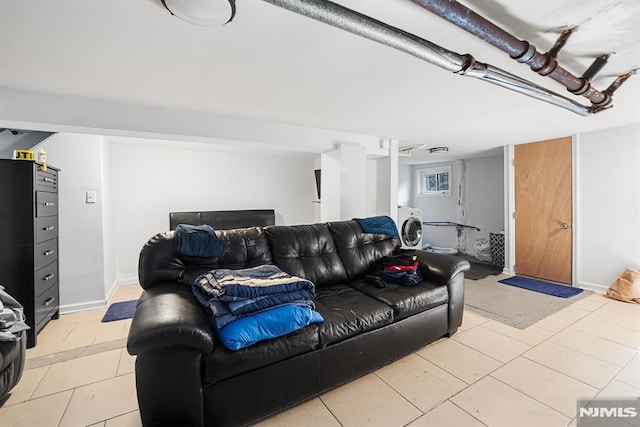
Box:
[384,261,419,272]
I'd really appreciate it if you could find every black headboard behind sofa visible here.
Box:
[169,209,275,231]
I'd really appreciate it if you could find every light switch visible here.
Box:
[86,191,97,204]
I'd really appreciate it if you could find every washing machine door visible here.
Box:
[402,217,423,248]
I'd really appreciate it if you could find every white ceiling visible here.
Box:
[1,0,639,162]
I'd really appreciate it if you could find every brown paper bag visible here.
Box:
[605,269,640,304]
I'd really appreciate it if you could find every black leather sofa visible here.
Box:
[127,220,469,426]
[0,330,26,404]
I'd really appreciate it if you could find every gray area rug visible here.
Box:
[464,275,592,329]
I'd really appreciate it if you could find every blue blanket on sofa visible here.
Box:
[215,304,324,351]
[193,265,315,301]
[354,216,399,236]
[192,265,318,329]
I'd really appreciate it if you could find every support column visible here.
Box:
[320,142,367,221]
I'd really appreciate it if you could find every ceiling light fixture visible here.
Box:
[161,0,236,26]
[398,144,428,157]
[429,147,449,154]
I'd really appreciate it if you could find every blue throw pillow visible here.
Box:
[215,305,324,351]
[174,224,223,258]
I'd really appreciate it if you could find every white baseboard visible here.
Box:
[105,277,140,304]
[60,299,106,315]
[105,281,118,304]
[578,281,607,294]
[117,277,139,286]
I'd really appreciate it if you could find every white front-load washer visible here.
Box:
[397,207,423,249]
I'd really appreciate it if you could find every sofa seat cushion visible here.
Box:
[203,324,320,385]
[314,285,394,347]
[350,279,449,321]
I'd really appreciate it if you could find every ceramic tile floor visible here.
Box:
[1,280,639,427]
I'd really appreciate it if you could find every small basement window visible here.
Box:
[417,165,451,197]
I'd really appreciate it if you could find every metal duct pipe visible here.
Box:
[409,0,611,108]
[261,0,590,115]
[262,0,467,72]
[464,60,590,115]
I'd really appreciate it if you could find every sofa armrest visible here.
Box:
[405,251,470,283]
[127,282,212,427]
[403,250,470,335]
[127,282,214,355]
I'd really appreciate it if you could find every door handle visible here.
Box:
[561,223,569,229]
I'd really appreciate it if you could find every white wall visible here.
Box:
[375,139,398,221]
[339,143,367,219]
[577,123,640,291]
[100,141,117,299]
[108,137,317,280]
[462,155,505,254]
[366,159,378,216]
[411,161,462,249]
[34,133,320,309]
[40,133,107,312]
[397,164,412,207]
[401,156,504,252]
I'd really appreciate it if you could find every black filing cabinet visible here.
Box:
[0,159,60,348]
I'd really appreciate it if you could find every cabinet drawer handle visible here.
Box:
[43,273,55,281]
[43,202,56,207]
[42,177,55,183]
[44,250,55,256]
[43,297,55,306]
[43,226,55,231]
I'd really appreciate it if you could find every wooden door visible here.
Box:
[515,137,572,284]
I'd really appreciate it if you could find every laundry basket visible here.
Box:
[490,232,505,268]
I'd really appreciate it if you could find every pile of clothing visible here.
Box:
[371,253,422,286]
[0,285,29,342]
[192,264,323,350]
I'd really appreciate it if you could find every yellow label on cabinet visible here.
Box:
[13,150,35,161]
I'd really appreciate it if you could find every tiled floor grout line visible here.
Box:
[413,341,507,391]
[488,371,584,421]
[448,398,490,426]
[104,409,139,425]
[450,311,633,410]
[317,394,344,426]
[518,351,622,391]
[372,368,427,416]
[57,387,75,427]
[27,364,51,405]
[22,367,124,403]
[565,322,640,349]
[547,328,638,367]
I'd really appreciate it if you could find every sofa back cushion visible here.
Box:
[214,227,273,269]
[265,224,348,288]
[328,220,401,281]
[138,227,272,288]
